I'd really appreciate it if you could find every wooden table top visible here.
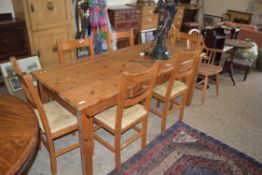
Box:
[0,94,39,175]
[32,44,181,113]
[225,39,253,49]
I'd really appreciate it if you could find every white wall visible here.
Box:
[1,0,250,19]
[203,0,250,16]
[107,0,136,6]
[0,0,14,17]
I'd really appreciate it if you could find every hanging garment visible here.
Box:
[89,0,110,54]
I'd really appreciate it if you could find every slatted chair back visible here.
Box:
[202,46,224,64]
[10,57,52,138]
[169,29,203,50]
[115,61,160,130]
[58,36,94,64]
[107,29,134,52]
[165,49,202,99]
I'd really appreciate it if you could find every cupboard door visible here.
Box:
[27,0,71,31]
[33,26,73,68]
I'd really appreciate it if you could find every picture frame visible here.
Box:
[0,55,41,94]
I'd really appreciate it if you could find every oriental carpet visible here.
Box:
[109,121,262,175]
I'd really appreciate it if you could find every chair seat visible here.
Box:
[233,58,254,67]
[34,101,77,134]
[94,104,147,130]
[153,80,188,97]
[198,63,223,76]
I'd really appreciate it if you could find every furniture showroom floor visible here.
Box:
[1,70,261,175]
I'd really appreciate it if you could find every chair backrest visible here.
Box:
[202,46,224,64]
[166,49,203,98]
[188,29,201,48]
[10,57,52,137]
[57,36,94,64]
[115,61,160,130]
[169,29,203,50]
[188,28,201,35]
[107,29,134,52]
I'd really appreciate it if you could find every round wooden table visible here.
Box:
[0,94,39,175]
[224,39,253,86]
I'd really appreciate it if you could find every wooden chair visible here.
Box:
[107,29,134,52]
[169,29,203,50]
[196,47,223,104]
[10,57,79,175]
[167,29,204,106]
[57,36,94,64]
[150,50,202,133]
[93,61,160,170]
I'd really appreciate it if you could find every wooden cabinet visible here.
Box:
[139,4,158,30]
[12,0,73,67]
[108,6,141,48]
[172,5,185,31]
[108,6,141,31]
[33,27,74,67]
[0,19,30,62]
[27,0,72,31]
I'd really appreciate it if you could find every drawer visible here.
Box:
[114,10,127,17]
[114,23,131,30]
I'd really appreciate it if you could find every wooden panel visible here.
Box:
[0,20,30,62]
[27,0,71,30]
[33,26,73,67]
[140,5,158,30]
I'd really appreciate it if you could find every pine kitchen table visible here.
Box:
[31,44,198,175]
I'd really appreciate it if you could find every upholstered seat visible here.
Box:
[95,104,147,130]
[154,81,188,98]
[34,101,77,134]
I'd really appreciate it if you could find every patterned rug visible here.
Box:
[109,122,262,175]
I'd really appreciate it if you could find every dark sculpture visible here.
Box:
[150,0,178,60]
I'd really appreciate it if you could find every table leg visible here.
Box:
[228,47,236,86]
[38,83,49,103]
[78,112,94,175]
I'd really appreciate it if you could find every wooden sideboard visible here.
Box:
[108,6,141,48]
[0,19,30,63]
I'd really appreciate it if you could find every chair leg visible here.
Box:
[49,148,57,175]
[215,73,220,96]
[179,92,188,121]
[115,134,121,171]
[201,76,209,105]
[141,115,148,149]
[161,100,170,133]
[243,67,250,81]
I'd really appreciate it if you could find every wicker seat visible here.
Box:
[95,104,147,130]
[154,81,188,97]
[94,61,160,171]
[34,101,77,134]
[10,57,79,175]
